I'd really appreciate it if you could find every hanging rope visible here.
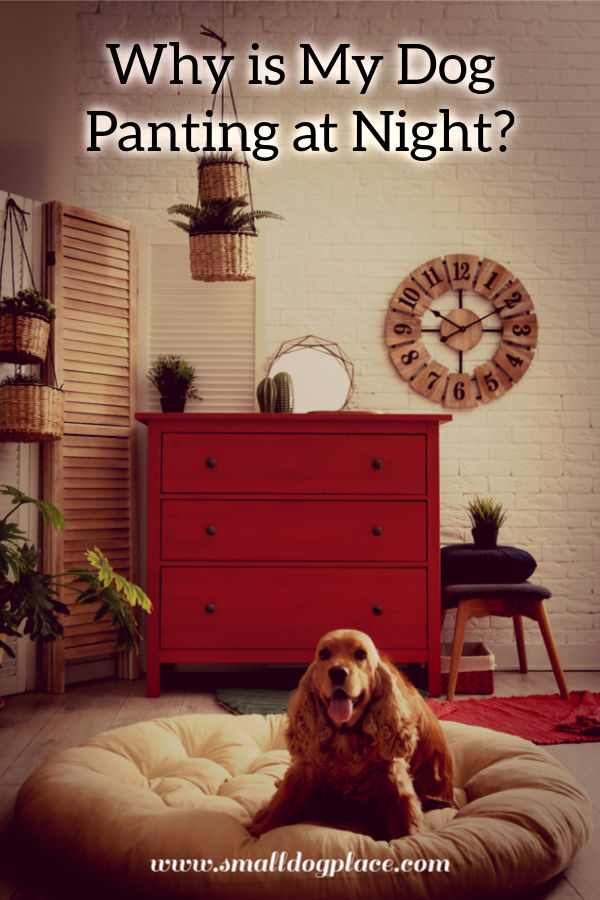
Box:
[197,23,258,233]
[0,197,36,297]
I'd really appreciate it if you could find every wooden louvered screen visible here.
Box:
[41,203,137,692]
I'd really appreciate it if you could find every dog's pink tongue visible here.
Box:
[329,695,353,724]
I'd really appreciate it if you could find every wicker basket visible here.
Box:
[441,642,495,695]
[0,383,64,442]
[198,161,249,203]
[189,232,256,282]
[0,313,50,364]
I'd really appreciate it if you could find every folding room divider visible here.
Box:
[41,203,137,692]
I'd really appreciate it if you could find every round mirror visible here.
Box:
[268,335,354,413]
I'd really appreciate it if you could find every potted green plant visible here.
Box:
[0,372,64,442]
[467,496,507,548]
[147,354,201,413]
[0,485,151,667]
[168,198,283,282]
[0,288,55,365]
[197,151,249,203]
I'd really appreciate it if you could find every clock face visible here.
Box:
[384,254,537,409]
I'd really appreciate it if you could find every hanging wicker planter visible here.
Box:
[189,231,256,282]
[198,159,249,203]
[0,382,64,443]
[0,312,50,364]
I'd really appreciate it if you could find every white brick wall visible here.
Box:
[74,1,600,669]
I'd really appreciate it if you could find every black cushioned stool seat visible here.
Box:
[442,581,568,701]
[444,583,552,605]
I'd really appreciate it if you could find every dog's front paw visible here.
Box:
[248,806,272,837]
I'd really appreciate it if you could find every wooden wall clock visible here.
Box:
[384,254,537,409]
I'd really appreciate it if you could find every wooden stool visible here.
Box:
[443,583,569,701]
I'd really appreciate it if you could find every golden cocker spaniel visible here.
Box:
[249,629,454,841]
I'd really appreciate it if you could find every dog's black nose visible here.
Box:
[328,666,349,685]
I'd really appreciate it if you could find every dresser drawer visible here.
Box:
[161,433,426,495]
[161,499,427,563]
[161,566,427,649]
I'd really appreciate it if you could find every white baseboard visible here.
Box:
[491,644,599,671]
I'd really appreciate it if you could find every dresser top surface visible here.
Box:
[136,412,452,427]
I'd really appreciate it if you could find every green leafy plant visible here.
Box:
[147,354,200,400]
[0,486,152,659]
[0,373,55,388]
[466,496,507,529]
[0,289,55,322]
[70,549,151,653]
[168,198,283,236]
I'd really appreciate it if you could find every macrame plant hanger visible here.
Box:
[197,24,257,230]
[0,198,36,374]
[0,196,63,443]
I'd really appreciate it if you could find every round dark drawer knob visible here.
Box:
[372,458,384,471]
[372,605,384,616]
[206,524,217,536]
[372,525,384,537]
[205,602,217,614]
[206,457,217,469]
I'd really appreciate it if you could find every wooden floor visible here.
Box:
[1,670,599,900]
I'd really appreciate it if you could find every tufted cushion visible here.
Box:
[442,544,537,586]
[16,714,591,899]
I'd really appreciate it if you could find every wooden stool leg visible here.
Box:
[535,602,569,700]
[513,615,528,674]
[447,601,470,701]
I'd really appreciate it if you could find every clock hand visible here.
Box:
[431,309,465,331]
[441,305,506,343]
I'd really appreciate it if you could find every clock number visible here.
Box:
[484,372,499,392]
[391,340,430,381]
[504,291,522,309]
[453,261,470,281]
[475,363,508,402]
[505,352,523,368]
[394,322,412,336]
[474,259,512,299]
[411,362,449,402]
[502,313,538,349]
[484,270,500,291]
[493,343,533,383]
[443,373,477,409]
[399,287,420,310]
[421,266,443,289]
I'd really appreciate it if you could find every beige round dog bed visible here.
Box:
[16,714,591,899]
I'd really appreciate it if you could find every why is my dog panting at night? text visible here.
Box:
[85,42,515,162]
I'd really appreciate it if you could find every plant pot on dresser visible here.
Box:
[136,412,451,697]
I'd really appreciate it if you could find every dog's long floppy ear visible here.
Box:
[286,664,333,759]
[362,659,418,761]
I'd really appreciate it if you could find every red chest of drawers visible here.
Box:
[136,413,451,697]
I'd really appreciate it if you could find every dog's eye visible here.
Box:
[355,649,367,661]
[319,647,331,660]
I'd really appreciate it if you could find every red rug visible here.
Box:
[427,691,600,745]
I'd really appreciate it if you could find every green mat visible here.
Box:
[216,688,291,715]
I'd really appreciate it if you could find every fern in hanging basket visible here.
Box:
[197,151,250,203]
[0,289,55,365]
[0,373,64,443]
[168,199,283,283]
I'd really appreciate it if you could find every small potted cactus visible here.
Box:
[147,355,201,413]
[256,372,294,413]
[467,496,507,548]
